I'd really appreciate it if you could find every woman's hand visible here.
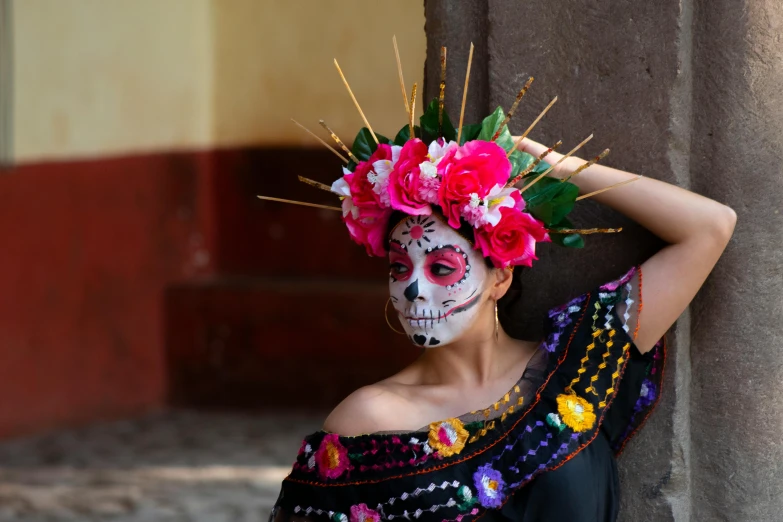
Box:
[512,134,737,354]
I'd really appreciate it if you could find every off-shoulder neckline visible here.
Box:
[318,337,550,440]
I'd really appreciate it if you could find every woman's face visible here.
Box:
[388,214,491,347]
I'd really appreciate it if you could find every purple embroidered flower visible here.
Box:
[543,295,586,353]
[637,378,657,409]
[473,463,506,508]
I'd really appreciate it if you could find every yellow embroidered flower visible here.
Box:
[556,393,596,432]
[428,417,469,456]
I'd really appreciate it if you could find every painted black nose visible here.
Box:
[404,279,419,302]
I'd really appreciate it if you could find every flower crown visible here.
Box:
[260,43,627,269]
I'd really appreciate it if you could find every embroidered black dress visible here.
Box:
[270,265,666,522]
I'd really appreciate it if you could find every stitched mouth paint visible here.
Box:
[389,215,488,347]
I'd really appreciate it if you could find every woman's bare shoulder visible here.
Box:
[322,383,413,436]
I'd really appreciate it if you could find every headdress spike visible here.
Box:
[520,134,593,194]
[438,47,447,137]
[298,176,334,193]
[547,227,624,234]
[291,119,348,163]
[409,83,418,138]
[334,59,379,145]
[506,140,563,188]
[392,36,410,115]
[561,148,610,183]
[457,43,474,144]
[507,96,558,158]
[492,76,535,142]
[257,195,341,212]
[319,120,361,164]
[575,175,642,201]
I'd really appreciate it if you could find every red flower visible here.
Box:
[388,139,431,215]
[344,205,392,257]
[474,207,551,268]
[314,433,350,480]
[344,144,395,209]
[437,140,511,228]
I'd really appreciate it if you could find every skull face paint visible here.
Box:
[389,214,489,347]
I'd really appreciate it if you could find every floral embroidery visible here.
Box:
[545,412,566,433]
[638,378,657,408]
[599,265,636,292]
[473,463,506,508]
[428,418,469,457]
[314,433,350,479]
[543,295,586,352]
[556,393,597,432]
[349,504,381,522]
[456,485,477,510]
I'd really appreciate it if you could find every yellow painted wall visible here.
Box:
[12,0,214,162]
[210,0,426,148]
[11,0,426,162]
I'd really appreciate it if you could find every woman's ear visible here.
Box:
[491,267,515,300]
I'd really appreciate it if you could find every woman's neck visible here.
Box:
[412,306,537,388]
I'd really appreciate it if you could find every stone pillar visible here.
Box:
[424,0,783,519]
[689,1,783,520]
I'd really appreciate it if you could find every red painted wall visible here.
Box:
[0,152,217,438]
[0,147,404,438]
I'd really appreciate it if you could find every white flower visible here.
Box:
[469,193,482,208]
[427,140,457,164]
[331,175,358,218]
[418,160,438,179]
[483,185,517,227]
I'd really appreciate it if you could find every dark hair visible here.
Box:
[384,209,527,339]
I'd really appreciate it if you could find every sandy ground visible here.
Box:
[0,411,324,521]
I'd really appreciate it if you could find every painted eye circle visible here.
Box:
[390,262,410,275]
[430,263,456,277]
[424,248,467,287]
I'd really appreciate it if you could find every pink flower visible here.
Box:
[343,144,395,209]
[417,162,441,204]
[344,205,392,258]
[349,504,381,522]
[388,139,431,215]
[475,207,551,268]
[314,433,351,480]
[437,141,511,228]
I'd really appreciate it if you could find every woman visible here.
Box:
[266,80,736,521]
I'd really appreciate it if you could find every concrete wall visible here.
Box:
[210,0,426,148]
[11,0,214,161]
[424,0,781,520]
[10,0,426,162]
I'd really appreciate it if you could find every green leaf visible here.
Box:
[532,160,552,175]
[351,128,389,162]
[477,107,505,141]
[458,123,482,144]
[419,98,457,144]
[507,150,536,182]
[394,124,421,145]
[524,179,579,226]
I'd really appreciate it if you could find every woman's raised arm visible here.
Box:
[514,137,737,354]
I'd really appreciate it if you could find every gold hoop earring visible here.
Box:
[385,298,406,335]
[494,300,499,341]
